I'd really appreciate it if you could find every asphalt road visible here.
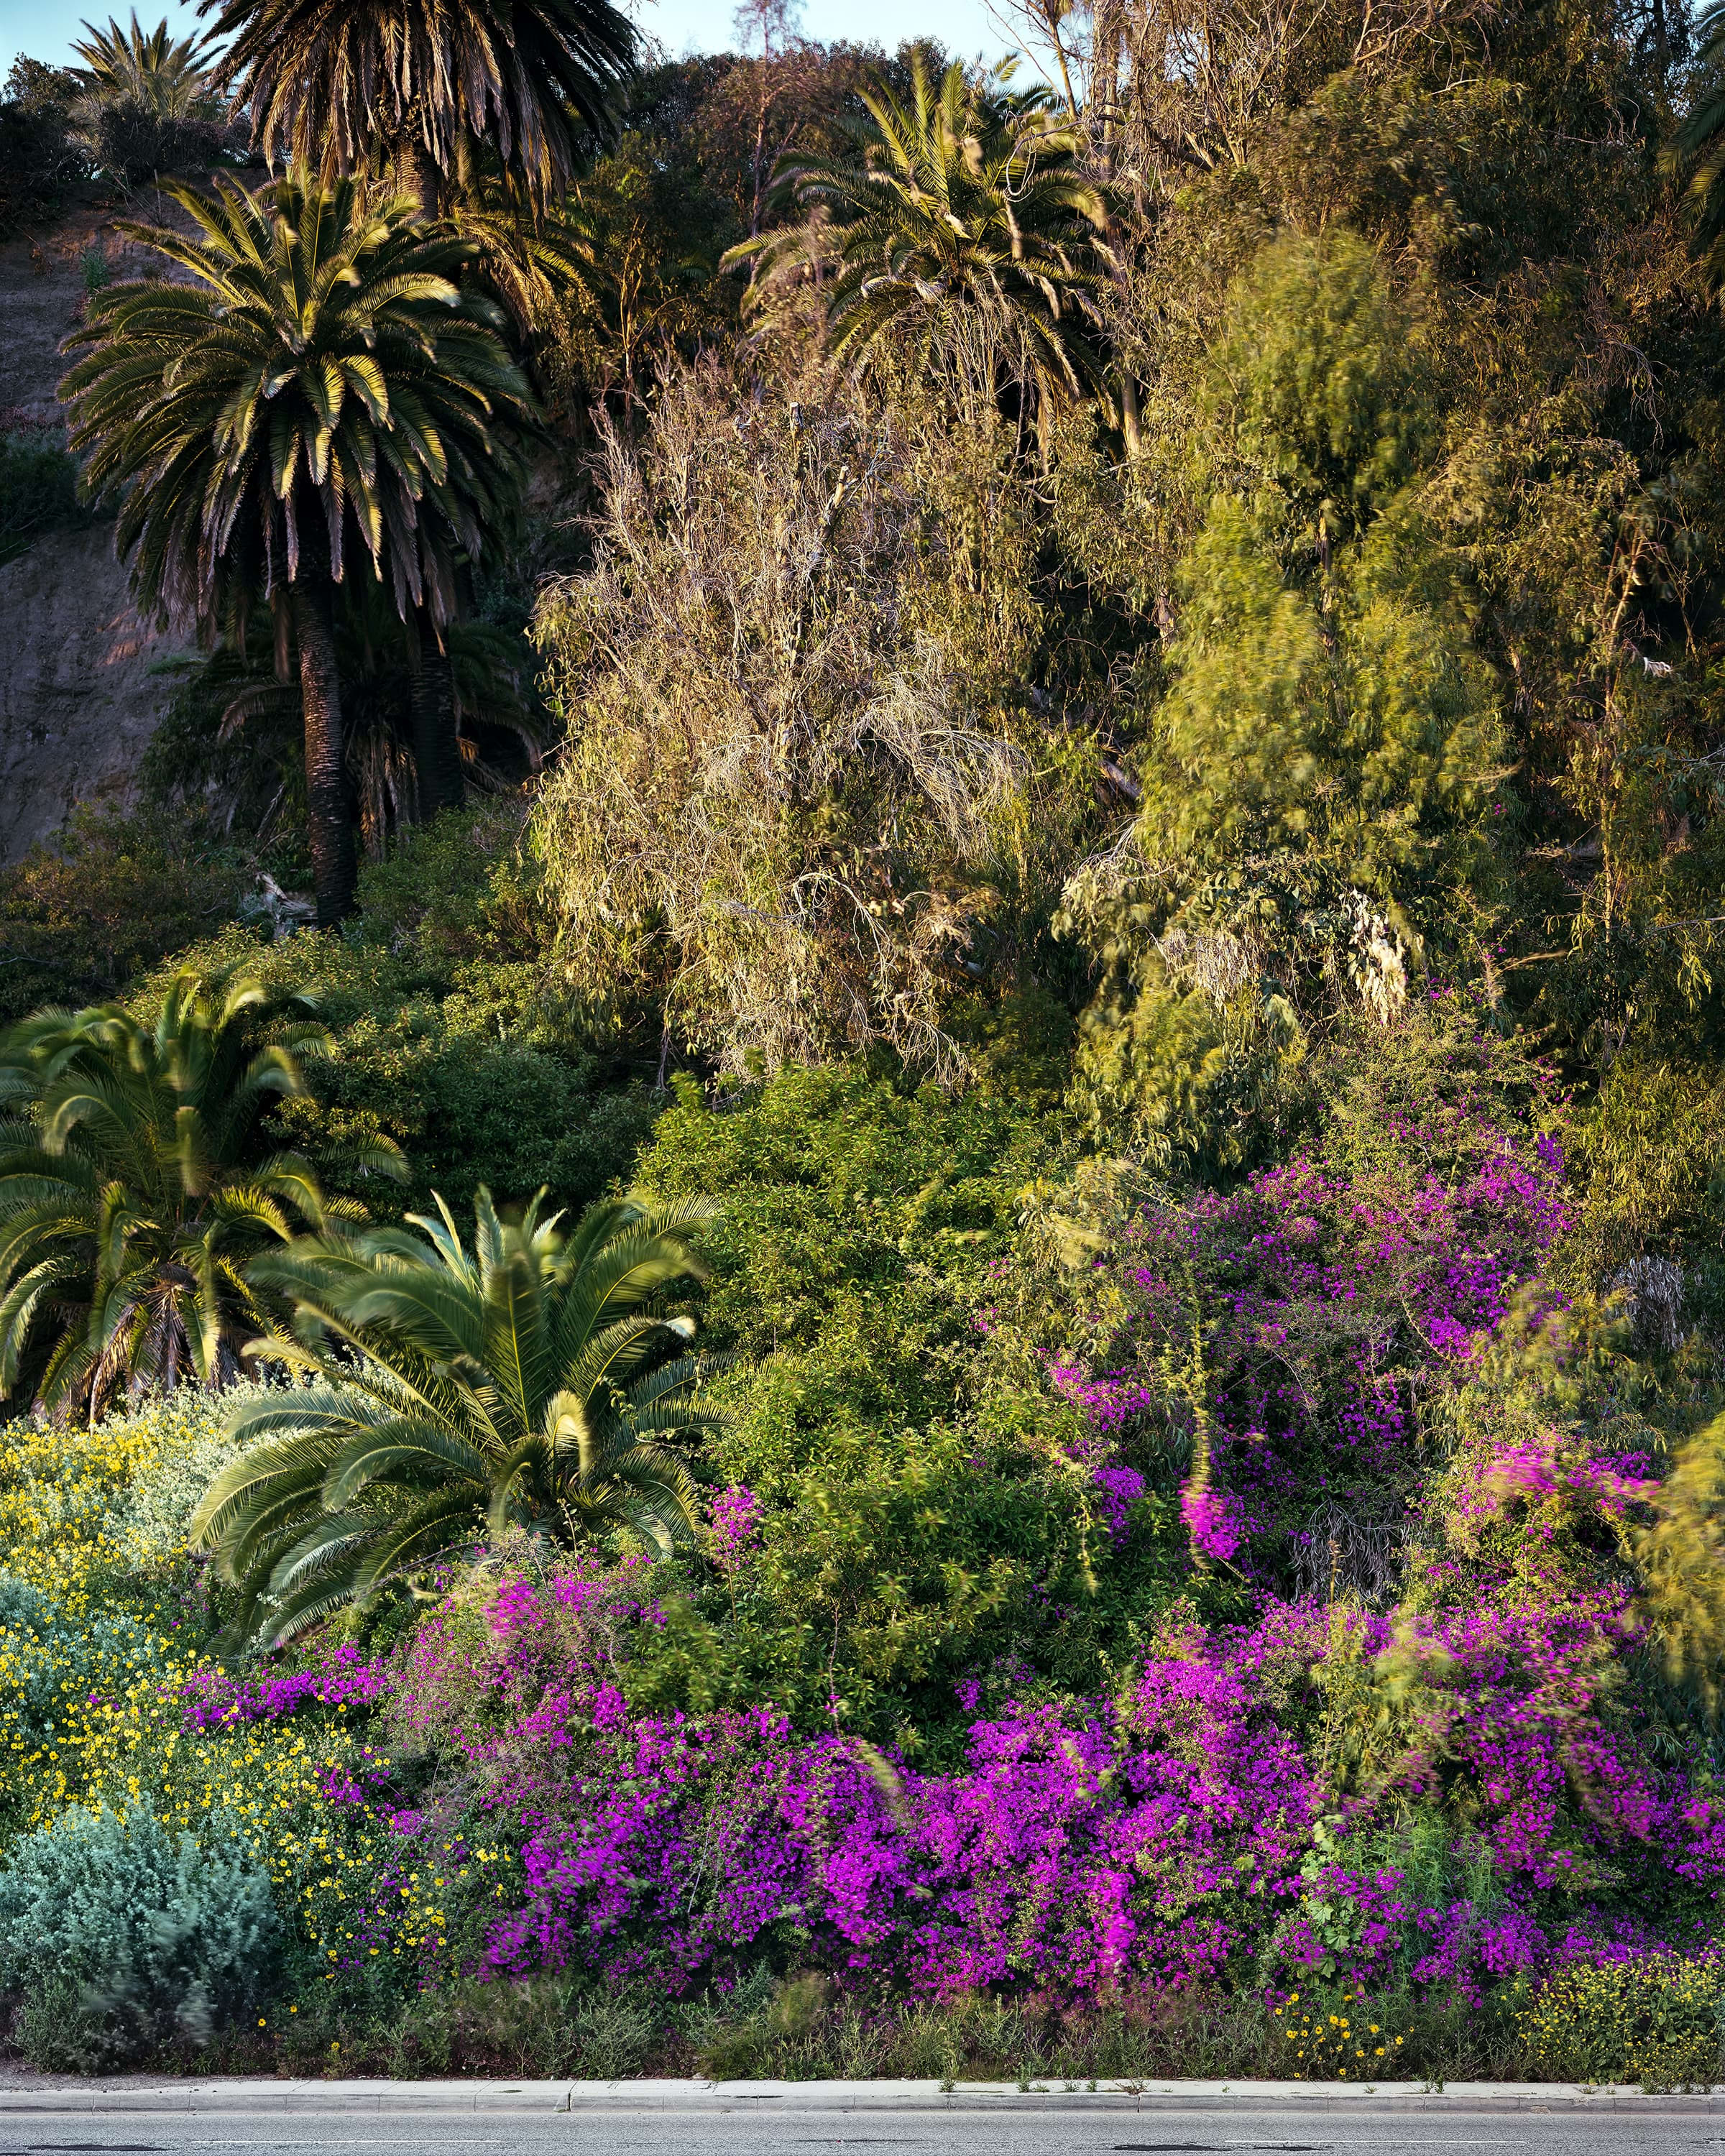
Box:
[2,2106,1724,2156]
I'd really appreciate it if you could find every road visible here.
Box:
[3,2086,1725,2156]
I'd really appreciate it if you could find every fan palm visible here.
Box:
[203,0,638,211]
[0,967,396,1422]
[60,170,535,925]
[189,1187,725,1649]
[727,54,1116,408]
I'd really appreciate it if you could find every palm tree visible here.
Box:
[70,12,224,119]
[439,136,600,343]
[0,967,398,1422]
[213,573,543,854]
[203,0,639,212]
[189,1187,725,1649]
[727,54,1116,412]
[1674,8,1725,291]
[60,170,535,925]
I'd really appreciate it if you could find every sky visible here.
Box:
[0,0,1014,83]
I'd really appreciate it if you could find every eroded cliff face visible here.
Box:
[0,525,178,861]
[0,202,192,865]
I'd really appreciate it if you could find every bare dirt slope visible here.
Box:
[0,198,196,865]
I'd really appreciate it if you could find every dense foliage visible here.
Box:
[191,1187,723,1646]
[9,0,1725,2087]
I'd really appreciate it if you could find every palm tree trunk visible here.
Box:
[398,134,443,218]
[408,614,465,815]
[294,576,357,925]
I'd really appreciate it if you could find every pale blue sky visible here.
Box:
[1,0,1015,81]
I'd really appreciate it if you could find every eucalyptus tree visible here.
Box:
[190,1189,724,1648]
[60,171,535,921]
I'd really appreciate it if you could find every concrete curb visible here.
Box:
[3,2077,1725,2116]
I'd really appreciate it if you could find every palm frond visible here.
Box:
[203,1184,725,1644]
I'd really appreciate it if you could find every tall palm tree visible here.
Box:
[727,54,1116,410]
[190,1188,725,1649]
[203,0,639,212]
[1674,8,1725,291]
[213,571,543,855]
[60,171,535,925]
[0,967,398,1422]
[70,12,225,119]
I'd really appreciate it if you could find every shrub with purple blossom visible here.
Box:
[1047,1009,1573,1591]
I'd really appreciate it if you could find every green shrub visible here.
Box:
[0,1799,279,2066]
[262,980,655,1220]
[88,101,223,185]
[1514,1953,1725,2090]
[0,804,253,1025]
[0,425,86,566]
[620,1064,1192,1745]
[160,814,654,1221]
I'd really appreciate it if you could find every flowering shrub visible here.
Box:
[477,1594,1323,1994]
[709,1485,761,1572]
[183,1646,393,1731]
[0,1405,1722,2066]
[1515,1952,1725,2088]
[1055,1013,1571,1588]
[387,1572,1712,2011]
[0,1386,247,1616]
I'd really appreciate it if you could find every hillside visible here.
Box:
[0,206,184,864]
[1,0,1725,2096]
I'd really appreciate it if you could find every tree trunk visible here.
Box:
[1121,372,1144,460]
[398,134,443,218]
[294,577,357,926]
[408,615,465,814]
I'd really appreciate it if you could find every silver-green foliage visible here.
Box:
[111,1383,262,1569]
[0,1797,278,2065]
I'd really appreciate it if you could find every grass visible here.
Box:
[170,1969,1546,2086]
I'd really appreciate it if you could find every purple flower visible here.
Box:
[710,1485,762,1574]
[1092,1464,1146,1542]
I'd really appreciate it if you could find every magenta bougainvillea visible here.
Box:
[228,1531,1723,2006]
[182,1642,392,1728]
[193,1040,1721,2016]
[1052,1061,1573,1583]
[709,1485,762,1571]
